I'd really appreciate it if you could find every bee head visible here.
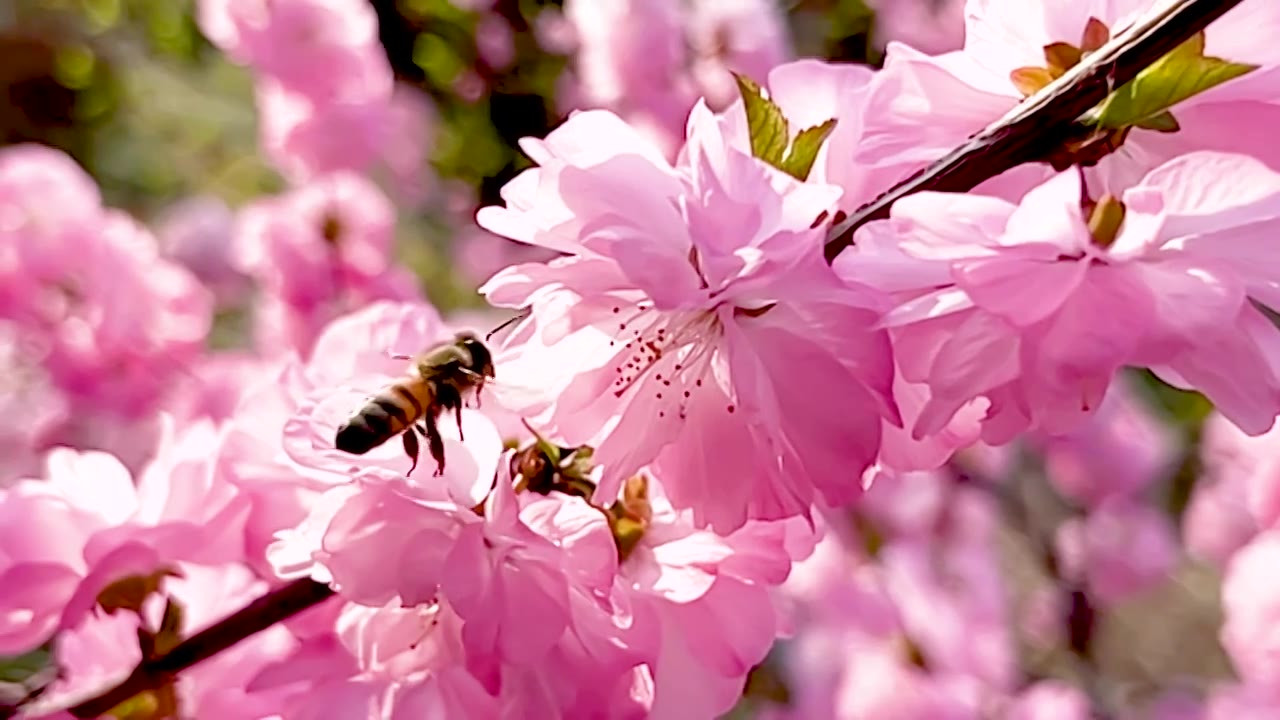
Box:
[454,331,496,379]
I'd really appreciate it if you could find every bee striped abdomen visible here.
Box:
[334,380,431,455]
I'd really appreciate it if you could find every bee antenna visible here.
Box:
[486,310,531,342]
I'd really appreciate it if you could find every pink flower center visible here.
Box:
[607,302,731,420]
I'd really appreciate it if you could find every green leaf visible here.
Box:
[0,647,53,686]
[779,119,837,181]
[734,74,839,181]
[734,73,788,167]
[0,643,58,711]
[1134,110,1180,132]
[1093,31,1258,130]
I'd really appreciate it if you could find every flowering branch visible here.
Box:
[66,579,335,719]
[822,0,1248,261]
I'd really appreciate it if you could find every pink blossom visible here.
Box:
[233,172,422,356]
[255,78,386,180]
[614,474,811,719]
[479,105,898,531]
[219,365,386,585]
[859,0,1280,195]
[268,468,643,716]
[163,351,267,425]
[0,145,101,294]
[298,300,452,389]
[1004,681,1092,720]
[476,13,516,70]
[264,300,815,714]
[1055,499,1179,604]
[533,8,578,56]
[1220,531,1280,687]
[562,0,695,158]
[773,482,1012,720]
[0,144,212,418]
[196,0,390,104]
[271,310,624,699]
[43,414,164,489]
[876,487,1016,692]
[1018,585,1065,648]
[562,0,791,158]
[0,322,67,486]
[0,429,248,656]
[455,226,560,288]
[1201,412,1280,530]
[0,451,116,655]
[375,86,440,209]
[953,440,1016,481]
[1033,379,1176,508]
[1183,470,1258,569]
[722,62,989,472]
[831,650,982,720]
[30,563,299,718]
[1204,683,1280,720]
[1184,412,1270,565]
[866,0,966,55]
[250,287,415,360]
[219,301,454,572]
[196,0,440,185]
[152,195,249,304]
[249,601,497,720]
[856,470,951,538]
[841,153,1280,442]
[685,0,793,111]
[234,172,397,300]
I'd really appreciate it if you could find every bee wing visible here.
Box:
[476,375,554,416]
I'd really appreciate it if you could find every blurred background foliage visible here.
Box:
[0,0,880,314]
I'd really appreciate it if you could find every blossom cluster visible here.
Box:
[557,0,792,159]
[6,0,1280,718]
[197,0,435,191]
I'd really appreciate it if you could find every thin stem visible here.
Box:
[66,578,335,718]
[823,0,1249,262]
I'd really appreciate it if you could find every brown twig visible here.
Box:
[66,578,335,718]
[823,0,1249,262]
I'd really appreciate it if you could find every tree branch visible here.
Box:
[823,0,1249,262]
[66,578,335,718]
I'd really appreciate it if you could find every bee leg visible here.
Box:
[402,430,421,476]
[424,419,447,477]
[455,404,465,442]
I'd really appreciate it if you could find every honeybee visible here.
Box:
[334,331,496,476]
